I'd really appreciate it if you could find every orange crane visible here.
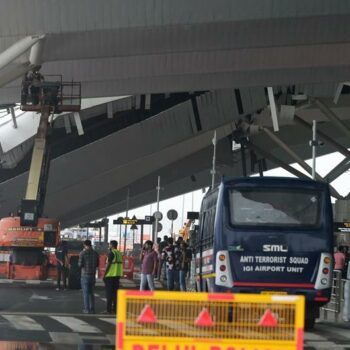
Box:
[0,73,81,280]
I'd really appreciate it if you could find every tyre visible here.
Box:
[68,256,81,290]
[305,313,316,330]
[305,304,318,330]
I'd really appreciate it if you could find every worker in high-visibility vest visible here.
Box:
[102,240,123,314]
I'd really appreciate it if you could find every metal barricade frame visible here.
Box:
[116,290,305,350]
[321,270,345,321]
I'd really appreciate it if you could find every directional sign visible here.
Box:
[153,211,163,221]
[144,216,155,223]
[334,222,350,233]
[113,216,155,225]
[123,218,138,225]
[187,211,199,220]
[167,209,178,221]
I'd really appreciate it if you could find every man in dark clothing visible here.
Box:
[161,237,180,290]
[78,240,99,314]
[55,241,68,291]
[103,240,123,314]
[153,237,161,279]
[21,73,30,105]
[29,71,43,105]
[159,236,168,252]
[179,242,192,291]
[157,235,168,280]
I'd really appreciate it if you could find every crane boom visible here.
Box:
[0,72,81,282]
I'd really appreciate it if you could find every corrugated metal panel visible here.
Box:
[43,120,235,219]
[239,87,268,116]
[14,15,341,63]
[0,0,350,37]
[42,41,350,84]
[295,83,339,98]
[139,100,194,149]
[0,113,349,225]
[32,42,350,88]
[1,8,350,103]
[60,126,237,226]
[47,86,262,199]
[2,67,350,105]
[197,88,267,131]
[197,90,237,131]
[249,87,268,111]
[44,98,195,195]
[1,14,350,64]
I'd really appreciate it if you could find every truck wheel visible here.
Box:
[68,256,81,290]
[305,304,318,330]
[305,313,315,330]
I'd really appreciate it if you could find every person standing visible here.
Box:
[334,246,346,272]
[154,237,161,254]
[140,240,158,291]
[103,240,123,314]
[344,246,350,278]
[55,241,68,291]
[162,237,180,291]
[78,240,99,314]
[30,71,43,105]
[157,235,168,280]
[179,242,192,291]
[21,73,30,105]
[342,262,350,322]
[153,237,161,279]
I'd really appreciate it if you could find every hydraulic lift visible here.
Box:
[0,72,81,280]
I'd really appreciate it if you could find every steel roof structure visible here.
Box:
[0,1,350,227]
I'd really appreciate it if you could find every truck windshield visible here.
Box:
[229,188,321,227]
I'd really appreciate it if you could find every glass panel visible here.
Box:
[229,188,321,227]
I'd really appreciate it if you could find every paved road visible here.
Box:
[305,322,350,350]
[0,280,349,349]
[0,278,141,347]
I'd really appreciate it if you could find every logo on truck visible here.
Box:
[263,244,288,252]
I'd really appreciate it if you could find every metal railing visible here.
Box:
[321,270,346,321]
[20,74,81,113]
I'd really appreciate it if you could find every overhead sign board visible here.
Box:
[334,222,350,233]
[187,211,199,220]
[113,216,155,225]
[123,219,138,225]
[144,216,154,223]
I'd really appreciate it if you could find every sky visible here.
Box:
[106,150,350,241]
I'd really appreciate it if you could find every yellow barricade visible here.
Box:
[116,290,304,350]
